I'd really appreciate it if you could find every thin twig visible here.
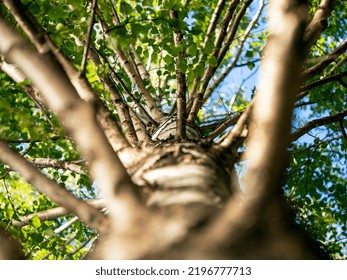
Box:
[80,0,97,76]
[297,70,347,100]
[12,198,107,227]
[206,113,241,141]
[338,119,347,142]
[290,108,347,142]
[218,102,252,148]
[205,0,264,101]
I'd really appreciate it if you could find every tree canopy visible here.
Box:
[0,0,346,259]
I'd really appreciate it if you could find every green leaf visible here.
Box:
[207,56,218,67]
[204,39,214,55]
[29,215,42,229]
[247,61,255,70]
[194,64,205,77]
[245,50,254,57]
[186,43,197,56]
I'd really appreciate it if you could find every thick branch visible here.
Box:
[0,139,108,231]
[304,0,337,50]
[290,108,347,142]
[129,45,150,82]
[128,107,153,143]
[0,18,143,226]
[201,0,309,253]
[170,9,187,140]
[114,46,163,121]
[3,0,129,152]
[241,0,309,194]
[303,38,347,80]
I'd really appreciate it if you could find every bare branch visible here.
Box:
[129,45,151,82]
[297,70,347,100]
[0,139,108,231]
[114,46,163,121]
[27,158,86,174]
[205,113,241,141]
[129,108,153,143]
[80,0,97,76]
[218,103,252,149]
[304,0,337,50]
[54,216,79,234]
[290,108,347,142]
[217,0,253,65]
[303,38,347,80]
[12,198,107,227]
[170,9,187,140]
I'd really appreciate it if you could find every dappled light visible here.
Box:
[0,0,346,260]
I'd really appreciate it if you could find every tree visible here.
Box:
[0,0,346,260]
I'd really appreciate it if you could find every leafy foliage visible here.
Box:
[0,0,347,259]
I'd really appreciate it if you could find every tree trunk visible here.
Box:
[91,122,329,260]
